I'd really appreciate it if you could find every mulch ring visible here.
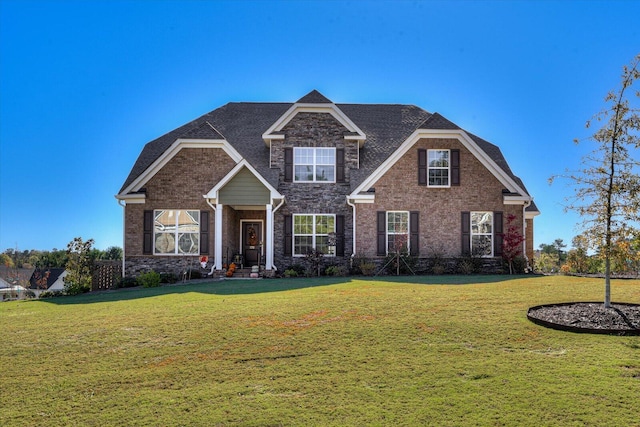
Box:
[527,302,640,335]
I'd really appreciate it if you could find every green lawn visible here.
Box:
[1,275,639,426]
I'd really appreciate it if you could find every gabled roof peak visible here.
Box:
[296,89,332,104]
[419,112,460,130]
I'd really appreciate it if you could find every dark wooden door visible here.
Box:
[242,222,262,266]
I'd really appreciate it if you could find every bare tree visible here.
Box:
[551,54,640,307]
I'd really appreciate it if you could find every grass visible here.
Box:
[1,275,639,426]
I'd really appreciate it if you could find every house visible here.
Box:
[0,267,34,300]
[28,268,67,297]
[116,90,539,276]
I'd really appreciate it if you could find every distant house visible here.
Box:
[29,268,67,297]
[116,90,539,276]
[0,267,34,300]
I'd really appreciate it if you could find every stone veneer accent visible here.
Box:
[272,112,357,271]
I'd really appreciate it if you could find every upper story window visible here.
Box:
[418,148,460,187]
[154,210,200,255]
[428,149,450,187]
[294,147,335,182]
[471,211,493,257]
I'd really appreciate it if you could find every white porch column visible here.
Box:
[215,204,223,270]
[265,204,274,270]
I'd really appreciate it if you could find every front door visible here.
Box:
[242,222,262,267]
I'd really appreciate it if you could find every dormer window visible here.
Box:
[294,147,335,182]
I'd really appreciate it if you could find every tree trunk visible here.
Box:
[604,257,611,308]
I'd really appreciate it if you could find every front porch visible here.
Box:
[204,160,285,273]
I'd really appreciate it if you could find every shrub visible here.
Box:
[39,290,64,299]
[117,276,138,288]
[457,258,475,275]
[284,269,298,278]
[286,264,306,276]
[325,265,348,276]
[137,270,161,288]
[359,262,377,276]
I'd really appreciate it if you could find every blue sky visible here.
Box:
[1,0,639,252]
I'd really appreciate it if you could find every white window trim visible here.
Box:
[471,211,493,257]
[386,211,410,255]
[153,209,200,255]
[292,213,336,257]
[427,149,451,188]
[293,147,336,183]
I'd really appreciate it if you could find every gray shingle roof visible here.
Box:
[119,91,532,202]
[297,89,332,104]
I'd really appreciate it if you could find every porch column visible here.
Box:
[265,204,274,270]
[215,204,223,270]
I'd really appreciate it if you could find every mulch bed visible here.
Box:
[527,302,640,335]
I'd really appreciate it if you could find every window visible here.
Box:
[294,148,335,182]
[471,211,493,256]
[428,149,450,187]
[387,211,409,253]
[293,214,335,256]
[154,210,200,255]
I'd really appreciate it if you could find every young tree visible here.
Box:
[551,54,640,307]
[63,237,95,295]
[502,214,525,274]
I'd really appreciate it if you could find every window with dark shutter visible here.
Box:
[143,210,153,255]
[200,211,209,255]
[451,149,460,186]
[284,215,292,256]
[377,211,387,256]
[284,148,293,182]
[335,215,345,256]
[493,211,503,257]
[410,211,419,256]
[418,149,427,185]
[461,211,471,256]
[336,148,345,183]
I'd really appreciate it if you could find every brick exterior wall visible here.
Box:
[356,138,524,260]
[124,148,235,276]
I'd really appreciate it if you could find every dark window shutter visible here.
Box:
[143,210,153,255]
[410,211,419,256]
[461,211,471,256]
[284,148,293,182]
[377,211,387,256]
[451,149,460,186]
[284,215,292,256]
[418,149,427,185]
[336,148,345,183]
[494,211,503,257]
[335,215,345,256]
[200,210,209,255]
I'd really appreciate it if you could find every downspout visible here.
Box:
[117,198,126,278]
[270,197,286,271]
[523,199,531,269]
[205,199,217,269]
[346,197,357,261]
